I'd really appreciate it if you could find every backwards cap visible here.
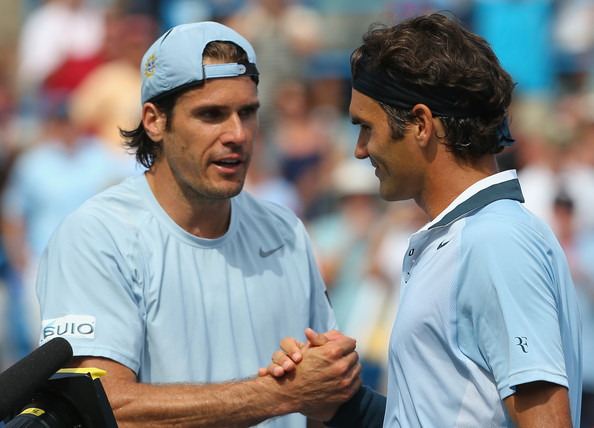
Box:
[141,21,258,104]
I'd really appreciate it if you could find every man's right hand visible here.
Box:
[259,328,362,421]
[258,328,347,377]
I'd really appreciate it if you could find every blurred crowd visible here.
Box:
[1,0,594,418]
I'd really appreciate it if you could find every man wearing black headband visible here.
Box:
[265,12,581,428]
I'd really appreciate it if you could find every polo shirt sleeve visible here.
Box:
[456,214,569,400]
[36,204,145,374]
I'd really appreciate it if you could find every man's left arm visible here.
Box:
[504,381,572,428]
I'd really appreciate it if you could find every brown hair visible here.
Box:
[351,13,516,160]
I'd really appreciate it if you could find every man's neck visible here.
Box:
[420,155,499,221]
[145,171,232,239]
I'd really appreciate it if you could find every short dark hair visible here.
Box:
[351,13,516,160]
[121,41,253,169]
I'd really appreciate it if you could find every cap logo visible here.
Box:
[145,54,156,78]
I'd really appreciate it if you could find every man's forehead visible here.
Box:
[177,76,259,106]
[349,88,381,120]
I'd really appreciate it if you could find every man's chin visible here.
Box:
[209,181,245,200]
[378,188,407,203]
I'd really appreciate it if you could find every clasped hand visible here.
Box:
[259,328,362,421]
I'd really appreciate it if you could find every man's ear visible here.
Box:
[411,104,434,148]
[142,102,166,141]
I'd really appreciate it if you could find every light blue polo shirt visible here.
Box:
[37,173,336,428]
[383,170,582,427]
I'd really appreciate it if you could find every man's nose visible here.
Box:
[221,113,247,144]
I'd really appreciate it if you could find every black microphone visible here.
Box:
[0,337,73,420]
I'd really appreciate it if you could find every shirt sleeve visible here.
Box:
[36,205,145,374]
[324,385,386,428]
[457,216,569,400]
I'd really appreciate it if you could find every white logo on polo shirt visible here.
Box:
[40,315,96,344]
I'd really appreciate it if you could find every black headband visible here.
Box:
[351,53,514,145]
[351,53,482,117]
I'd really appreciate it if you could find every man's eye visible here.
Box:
[239,106,258,118]
[198,110,223,121]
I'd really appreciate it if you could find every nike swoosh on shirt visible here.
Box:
[437,240,450,250]
[259,244,285,258]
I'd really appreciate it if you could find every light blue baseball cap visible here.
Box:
[140,21,259,104]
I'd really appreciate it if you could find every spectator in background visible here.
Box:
[16,0,106,103]
[245,131,304,217]
[226,0,323,132]
[351,200,427,391]
[0,76,31,366]
[552,0,594,93]
[0,171,31,368]
[558,119,594,233]
[512,104,561,227]
[122,0,246,28]
[266,80,335,219]
[69,12,158,154]
[552,191,594,428]
[0,96,135,350]
[307,158,386,390]
[2,2,143,355]
[308,159,379,336]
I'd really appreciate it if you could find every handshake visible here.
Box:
[257,328,363,422]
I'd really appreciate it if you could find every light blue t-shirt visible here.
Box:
[384,170,582,427]
[37,173,336,428]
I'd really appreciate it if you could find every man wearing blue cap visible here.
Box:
[265,13,582,428]
[35,22,361,427]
